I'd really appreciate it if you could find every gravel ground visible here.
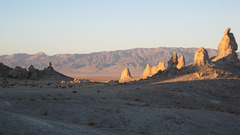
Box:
[0,77,239,135]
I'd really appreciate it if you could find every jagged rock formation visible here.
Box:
[119,68,133,83]
[167,53,185,69]
[212,28,238,63]
[0,63,13,77]
[1,48,232,77]
[159,62,166,70]
[0,62,73,82]
[152,62,166,75]
[141,64,152,79]
[154,28,240,79]
[167,52,178,69]
[39,62,73,83]
[42,62,54,74]
[194,47,209,66]
[177,55,185,69]
[9,66,29,79]
[28,65,40,80]
[68,78,91,84]
[141,62,166,79]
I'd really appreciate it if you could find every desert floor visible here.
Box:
[79,77,119,83]
[0,77,239,135]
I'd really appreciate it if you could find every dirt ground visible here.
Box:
[0,75,239,135]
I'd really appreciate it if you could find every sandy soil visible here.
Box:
[0,76,239,135]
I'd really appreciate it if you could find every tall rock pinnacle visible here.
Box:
[119,68,133,83]
[212,28,238,63]
[194,47,209,66]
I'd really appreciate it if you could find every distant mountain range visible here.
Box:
[1,47,239,77]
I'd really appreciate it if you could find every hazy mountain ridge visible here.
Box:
[1,47,239,77]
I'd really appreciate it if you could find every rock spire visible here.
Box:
[194,47,209,66]
[177,55,185,69]
[167,52,178,69]
[119,68,133,83]
[212,28,238,62]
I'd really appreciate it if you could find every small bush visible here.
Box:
[88,120,96,126]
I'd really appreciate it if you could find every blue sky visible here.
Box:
[0,0,239,55]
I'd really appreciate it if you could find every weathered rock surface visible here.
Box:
[194,47,209,66]
[212,28,238,63]
[177,55,185,69]
[69,78,91,84]
[141,62,166,79]
[167,52,178,69]
[0,63,13,77]
[42,62,54,76]
[9,66,29,79]
[2,48,238,77]
[28,65,40,80]
[152,62,166,75]
[39,62,73,83]
[1,62,73,82]
[119,68,133,83]
[141,64,152,79]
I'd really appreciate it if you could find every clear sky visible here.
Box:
[0,0,239,55]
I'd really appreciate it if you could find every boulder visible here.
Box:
[212,28,238,63]
[194,47,209,66]
[167,52,178,69]
[9,66,29,79]
[177,55,185,69]
[119,68,133,83]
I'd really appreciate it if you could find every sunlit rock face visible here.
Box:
[151,62,166,75]
[177,55,185,69]
[119,68,133,83]
[194,47,209,66]
[141,62,166,79]
[167,52,178,69]
[212,28,238,63]
[141,64,152,79]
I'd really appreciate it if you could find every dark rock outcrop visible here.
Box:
[0,63,13,77]
[9,66,29,79]
[1,62,73,82]
[28,65,40,80]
